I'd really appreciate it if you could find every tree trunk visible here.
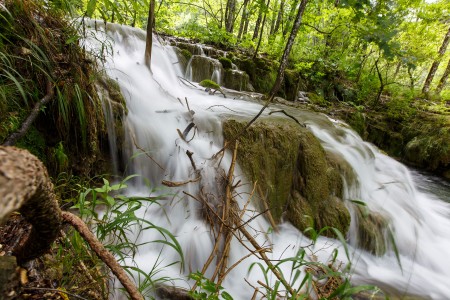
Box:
[269,0,278,35]
[270,0,308,96]
[422,25,450,94]
[252,6,263,40]
[0,146,62,265]
[436,58,450,94]
[144,0,156,69]
[273,0,285,34]
[225,0,236,33]
[237,0,249,40]
[282,0,300,37]
[253,0,271,58]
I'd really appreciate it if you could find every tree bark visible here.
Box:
[253,0,271,58]
[0,146,62,265]
[422,25,450,94]
[144,0,156,69]
[273,0,285,34]
[269,0,308,96]
[225,0,236,33]
[282,0,300,37]
[252,5,263,40]
[237,0,249,40]
[436,58,450,94]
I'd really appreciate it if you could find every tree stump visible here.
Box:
[0,146,62,265]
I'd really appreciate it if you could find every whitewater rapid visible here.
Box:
[85,21,450,299]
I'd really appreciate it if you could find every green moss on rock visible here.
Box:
[218,56,233,69]
[222,118,351,237]
[354,206,388,255]
[199,79,221,90]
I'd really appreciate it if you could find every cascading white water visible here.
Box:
[86,21,450,299]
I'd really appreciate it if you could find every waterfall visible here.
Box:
[86,21,450,299]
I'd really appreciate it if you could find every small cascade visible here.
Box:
[184,55,224,84]
[87,21,450,300]
[100,98,120,175]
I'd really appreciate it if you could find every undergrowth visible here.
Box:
[0,0,105,175]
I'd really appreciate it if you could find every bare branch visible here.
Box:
[62,211,144,300]
[3,80,54,146]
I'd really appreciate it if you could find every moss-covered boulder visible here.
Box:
[187,55,224,83]
[233,57,277,93]
[338,106,450,179]
[218,56,233,69]
[223,69,253,92]
[172,46,191,73]
[222,118,351,237]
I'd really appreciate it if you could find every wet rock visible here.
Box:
[222,118,351,236]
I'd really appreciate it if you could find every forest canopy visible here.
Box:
[58,0,450,103]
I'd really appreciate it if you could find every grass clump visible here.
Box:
[0,0,106,176]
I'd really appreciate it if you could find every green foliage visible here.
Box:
[248,223,379,299]
[218,56,233,69]
[54,141,69,172]
[307,92,329,107]
[181,49,193,61]
[386,97,414,121]
[189,272,233,300]
[199,79,221,90]
[16,126,47,162]
[69,175,185,297]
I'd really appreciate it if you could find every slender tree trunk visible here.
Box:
[375,58,384,103]
[408,66,415,91]
[282,0,300,37]
[253,0,271,58]
[252,2,265,40]
[225,0,236,33]
[243,15,250,36]
[270,0,308,96]
[252,5,263,40]
[436,58,450,94]
[144,0,156,69]
[422,25,450,94]
[273,0,285,34]
[237,0,249,40]
[269,0,278,35]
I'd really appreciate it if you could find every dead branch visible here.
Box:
[178,76,197,88]
[130,130,165,170]
[235,217,297,296]
[186,150,197,171]
[268,109,305,127]
[161,177,201,187]
[61,211,144,300]
[3,80,54,146]
[257,185,278,232]
[206,105,240,113]
[244,278,264,299]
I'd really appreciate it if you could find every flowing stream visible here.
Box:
[86,22,450,299]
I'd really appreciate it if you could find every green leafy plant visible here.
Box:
[188,271,233,300]
[68,175,185,298]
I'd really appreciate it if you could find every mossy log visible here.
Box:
[0,146,62,265]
